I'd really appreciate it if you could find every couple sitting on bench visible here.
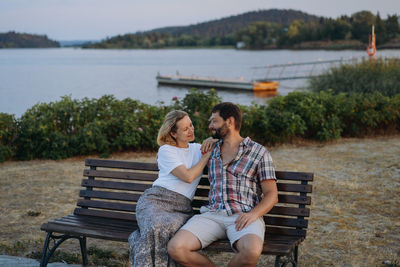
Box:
[129,102,278,267]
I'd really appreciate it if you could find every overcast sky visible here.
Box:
[0,0,399,41]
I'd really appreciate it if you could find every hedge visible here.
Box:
[0,89,399,162]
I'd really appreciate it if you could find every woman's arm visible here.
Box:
[171,151,211,183]
[170,137,218,183]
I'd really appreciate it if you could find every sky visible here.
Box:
[0,0,399,41]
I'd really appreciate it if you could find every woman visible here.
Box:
[128,110,215,267]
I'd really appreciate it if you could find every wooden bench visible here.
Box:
[40,158,313,267]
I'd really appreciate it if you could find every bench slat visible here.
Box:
[83,169,158,181]
[86,158,158,171]
[74,208,136,222]
[51,215,136,232]
[198,177,211,186]
[193,188,209,197]
[205,239,298,255]
[277,183,312,193]
[41,220,131,242]
[55,214,136,230]
[275,171,314,181]
[264,216,308,228]
[278,194,311,205]
[81,179,151,192]
[268,206,310,217]
[77,199,136,212]
[79,190,141,202]
[266,226,306,237]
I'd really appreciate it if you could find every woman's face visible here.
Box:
[171,115,195,146]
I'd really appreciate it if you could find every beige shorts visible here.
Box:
[180,208,265,251]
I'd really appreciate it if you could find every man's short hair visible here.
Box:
[211,102,242,130]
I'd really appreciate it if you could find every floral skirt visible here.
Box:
[128,186,193,267]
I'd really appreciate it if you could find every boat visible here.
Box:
[156,74,279,93]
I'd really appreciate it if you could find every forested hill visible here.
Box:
[84,9,400,49]
[0,31,60,48]
[149,9,319,37]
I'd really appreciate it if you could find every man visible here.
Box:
[168,102,278,267]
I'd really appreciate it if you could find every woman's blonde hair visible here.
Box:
[157,110,189,146]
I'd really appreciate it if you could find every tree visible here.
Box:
[385,14,400,39]
[375,13,388,45]
[351,11,376,42]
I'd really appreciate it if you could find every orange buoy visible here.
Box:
[366,25,376,59]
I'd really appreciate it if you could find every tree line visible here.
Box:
[84,11,399,49]
[0,31,60,48]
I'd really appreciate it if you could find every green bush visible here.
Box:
[15,95,171,160]
[308,58,400,96]
[337,92,400,136]
[0,89,399,161]
[0,113,17,162]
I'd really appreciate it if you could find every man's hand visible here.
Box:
[234,211,259,231]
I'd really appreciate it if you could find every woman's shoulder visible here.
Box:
[158,144,178,154]
[189,143,202,156]
[189,142,201,149]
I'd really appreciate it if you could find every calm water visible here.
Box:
[1,48,399,117]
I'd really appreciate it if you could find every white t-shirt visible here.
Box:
[152,143,202,200]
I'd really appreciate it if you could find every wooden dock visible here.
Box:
[156,74,279,93]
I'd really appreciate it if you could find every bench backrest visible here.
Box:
[77,158,313,238]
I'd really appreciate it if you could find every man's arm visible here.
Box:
[234,180,278,231]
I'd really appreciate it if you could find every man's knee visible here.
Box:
[167,235,184,259]
[236,234,263,260]
[168,230,200,260]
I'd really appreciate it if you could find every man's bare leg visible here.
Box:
[228,234,263,267]
[168,230,216,267]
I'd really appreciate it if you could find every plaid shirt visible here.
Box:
[206,137,276,216]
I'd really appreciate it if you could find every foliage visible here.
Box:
[0,113,17,162]
[0,31,60,48]
[83,9,400,49]
[1,88,399,161]
[15,95,169,160]
[235,22,282,49]
[308,58,400,96]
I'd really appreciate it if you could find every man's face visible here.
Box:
[209,112,229,139]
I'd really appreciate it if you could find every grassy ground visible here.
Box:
[0,136,399,266]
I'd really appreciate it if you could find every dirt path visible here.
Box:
[0,136,399,266]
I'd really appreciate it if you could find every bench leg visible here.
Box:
[40,232,88,267]
[274,246,299,267]
[79,236,88,266]
[40,232,52,267]
[274,255,281,267]
[40,232,69,267]
[293,245,298,267]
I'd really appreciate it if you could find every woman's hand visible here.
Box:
[201,137,218,154]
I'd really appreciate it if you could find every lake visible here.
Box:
[0,48,399,117]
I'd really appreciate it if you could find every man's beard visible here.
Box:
[211,123,228,139]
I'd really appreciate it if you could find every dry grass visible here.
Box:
[0,137,399,266]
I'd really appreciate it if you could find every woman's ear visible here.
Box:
[170,131,177,139]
